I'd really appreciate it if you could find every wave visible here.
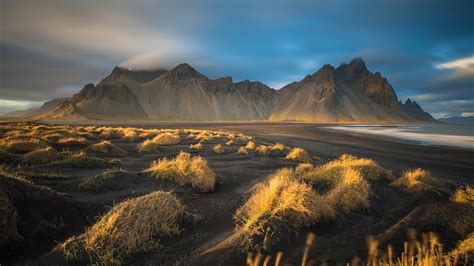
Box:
[324,125,474,150]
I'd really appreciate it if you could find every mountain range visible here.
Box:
[7,58,436,122]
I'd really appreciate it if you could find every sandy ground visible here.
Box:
[3,121,473,265]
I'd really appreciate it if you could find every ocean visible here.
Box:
[322,124,474,150]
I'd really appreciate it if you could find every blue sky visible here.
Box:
[0,0,473,118]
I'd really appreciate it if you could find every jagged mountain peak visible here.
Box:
[166,63,204,79]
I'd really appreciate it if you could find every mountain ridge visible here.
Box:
[9,58,436,123]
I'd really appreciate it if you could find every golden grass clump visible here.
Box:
[237,147,249,155]
[145,151,216,192]
[234,168,333,249]
[63,191,185,264]
[451,185,474,206]
[245,141,256,150]
[0,136,50,154]
[79,168,128,191]
[255,145,270,156]
[213,144,224,154]
[391,168,449,194]
[285,147,310,162]
[189,143,203,151]
[22,147,60,164]
[225,139,234,145]
[450,233,474,257]
[149,132,180,145]
[120,128,140,141]
[56,136,91,146]
[84,141,127,157]
[137,139,160,153]
[269,143,287,155]
[297,154,393,184]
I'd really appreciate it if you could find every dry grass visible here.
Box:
[213,144,224,154]
[149,132,180,145]
[237,147,249,155]
[255,145,270,156]
[245,141,256,150]
[56,136,91,146]
[247,230,473,266]
[225,139,234,145]
[269,143,287,155]
[0,136,50,154]
[234,168,333,250]
[296,154,394,184]
[79,168,129,191]
[145,151,216,192]
[450,233,474,257]
[22,147,60,164]
[137,133,180,152]
[137,139,160,152]
[62,191,185,264]
[285,147,310,162]
[50,151,110,168]
[84,141,127,157]
[189,143,203,151]
[451,185,474,206]
[391,168,450,194]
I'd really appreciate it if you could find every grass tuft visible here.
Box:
[234,168,332,250]
[451,185,474,206]
[189,143,203,151]
[245,141,256,150]
[79,168,129,191]
[213,144,224,154]
[145,151,216,192]
[391,168,450,194]
[62,191,185,264]
[84,141,127,157]
[255,145,270,156]
[237,147,249,155]
[285,147,310,162]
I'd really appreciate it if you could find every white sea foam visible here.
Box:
[324,125,474,150]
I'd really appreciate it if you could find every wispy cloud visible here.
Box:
[435,56,474,70]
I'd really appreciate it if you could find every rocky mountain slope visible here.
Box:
[15,58,434,122]
[399,98,436,122]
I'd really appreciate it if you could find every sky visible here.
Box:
[0,0,473,118]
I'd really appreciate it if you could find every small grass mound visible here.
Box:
[237,147,249,155]
[391,168,450,194]
[297,154,394,184]
[56,137,91,146]
[150,133,180,145]
[245,141,256,150]
[79,168,130,192]
[225,140,234,145]
[269,143,287,155]
[22,147,60,164]
[0,137,50,154]
[255,145,270,156]
[450,233,474,257]
[451,185,474,206]
[50,151,110,168]
[234,168,332,250]
[145,151,216,192]
[137,139,160,153]
[62,191,185,264]
[84,141,127,157]
[285,147,310,162]
[189,143,203,151]
[213,144,224,154]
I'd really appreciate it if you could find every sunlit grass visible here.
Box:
[145,151,216,192]
[62,191,185,264]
